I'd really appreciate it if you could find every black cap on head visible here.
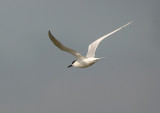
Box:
[72,60,76,64]
[67,60,76,68]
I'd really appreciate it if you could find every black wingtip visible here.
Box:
[48,30,53,37]
[48,30,51,34]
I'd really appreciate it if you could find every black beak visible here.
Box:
[67,64,72,68]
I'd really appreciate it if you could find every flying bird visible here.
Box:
[48,22,132,68]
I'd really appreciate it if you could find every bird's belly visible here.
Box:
[74,59,96,68]
[75,62,95,68]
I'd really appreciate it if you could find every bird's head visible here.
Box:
[67,60,76,68]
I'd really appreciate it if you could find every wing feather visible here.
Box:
[86,21,132,58]
[48,31,84,59]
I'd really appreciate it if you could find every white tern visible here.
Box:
[48,21,132,68]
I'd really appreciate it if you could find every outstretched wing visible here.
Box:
[86,21,132,58]
[48,31,84,59]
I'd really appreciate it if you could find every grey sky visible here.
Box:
[0,0,160,113]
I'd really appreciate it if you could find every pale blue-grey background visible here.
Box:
[0,0,160,113]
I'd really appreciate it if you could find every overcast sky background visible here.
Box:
[0,0,160,113]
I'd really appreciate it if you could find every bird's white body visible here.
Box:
[73,57,100,68]
[48,21,132,68]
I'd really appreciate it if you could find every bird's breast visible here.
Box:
[73,58,99,68]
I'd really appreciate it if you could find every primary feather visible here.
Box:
[48,31,84,59]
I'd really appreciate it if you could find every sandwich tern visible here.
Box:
[48,21,132,68]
